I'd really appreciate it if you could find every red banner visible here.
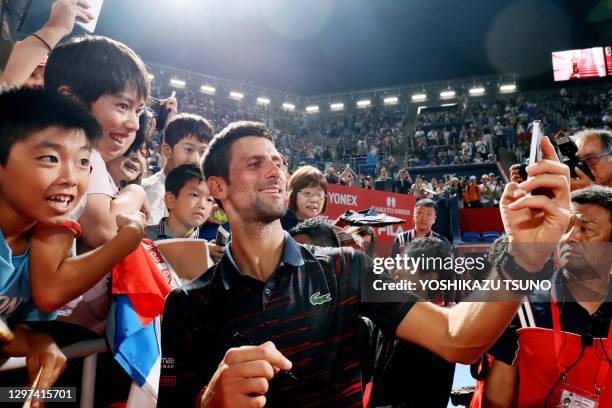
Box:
[321,184,416,247]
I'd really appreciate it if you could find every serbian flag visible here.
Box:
[107,239,181,407]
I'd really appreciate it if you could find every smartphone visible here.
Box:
[215,227,230,246]
[528,120,549,196]
[152,91,176,131]
[76,0,104,33]
[528,120,543,166]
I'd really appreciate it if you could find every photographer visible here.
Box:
[394,168,412,194]
[571,129,612,189]
[512,130,611,190]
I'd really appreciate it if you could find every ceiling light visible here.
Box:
[440,90,456,99]
[200,85,216,95]
[384,96,399,105]
[499,84,517,93]
[469,87,485,96]
[169,78,186,88]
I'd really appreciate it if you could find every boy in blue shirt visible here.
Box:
[0,87,145,393]
[0,87,102,389]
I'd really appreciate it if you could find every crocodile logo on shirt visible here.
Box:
[309,292,332,306]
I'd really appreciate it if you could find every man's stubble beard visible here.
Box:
[249,195,287,224]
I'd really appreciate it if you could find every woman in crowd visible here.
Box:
[281,165,328,231]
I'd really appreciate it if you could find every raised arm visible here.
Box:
[0,0,93,86]
[395,136,571,363]
[79,184,147,248]
[29,212,145,312]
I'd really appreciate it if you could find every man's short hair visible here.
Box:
[402,237,452,277]
[165,164,205,197]
[44,35,150,106]
[202,121,273,182]
[571,185,612,223]
[164,113,214,148]
[0,87,102,165]
[415,198,438,211]
[289,216,340,248]
[288,165,328,213]
[572,129,612,153]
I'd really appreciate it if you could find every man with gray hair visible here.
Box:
[571,129,612,189]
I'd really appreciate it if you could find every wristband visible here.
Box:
[31,33,52,52]
[34,220,82,238]
[496,250,554,295]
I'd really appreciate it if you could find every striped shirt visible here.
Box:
[159,233,416,407]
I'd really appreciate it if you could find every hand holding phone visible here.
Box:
[527,121,551,196]
[76,0,104,33]
[528,120,543,166]
[152,91,177,131]
[215,227,230,247]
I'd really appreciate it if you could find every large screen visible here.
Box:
[552,47,607,81]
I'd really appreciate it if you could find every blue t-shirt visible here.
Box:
[0,230,56,322]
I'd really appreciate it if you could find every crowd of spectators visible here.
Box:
[144,82,612,201]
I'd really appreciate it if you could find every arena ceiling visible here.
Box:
[22,0,612,95]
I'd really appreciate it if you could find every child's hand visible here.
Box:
[116,212,146,240]
[26,333,66,396]
[0,319,13,345]
[45,0,94,39]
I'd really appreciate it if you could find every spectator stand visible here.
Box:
[407,163,501,182]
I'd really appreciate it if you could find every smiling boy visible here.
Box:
[0,87,101,389]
